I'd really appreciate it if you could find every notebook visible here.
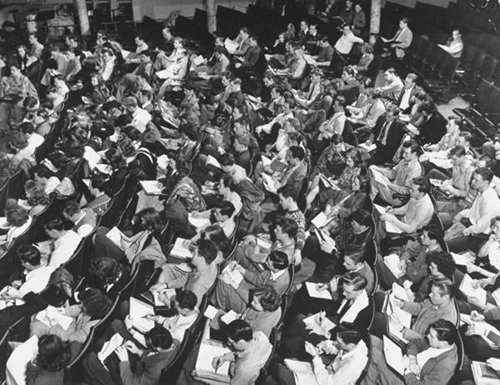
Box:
[170,238,193,259]
[284,359,321,385]
[305,282,332,300]
[383,254,405,278]
[195,340,232,375]
[140,181,164,195]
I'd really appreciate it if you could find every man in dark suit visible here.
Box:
[369,105,406,165]
[234,35,262,80]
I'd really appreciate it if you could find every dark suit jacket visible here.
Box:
[405,338,458,385]
[241,45,262,68]
[119,348,178,385]
[396,85,423,113]
[417,111,447,145]
[372,115,406,162]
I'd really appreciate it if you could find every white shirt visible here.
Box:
[132,108,152,133]
[334,32,364,55]
[44,176,61,195]
[463,187,500,234]
[49,230,82,267]
[18,265,56,297]
[399,86,414,111]
[227,191,243,215]
[162,311,198,342]
[415,345,454,369]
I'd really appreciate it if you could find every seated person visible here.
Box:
[369,140,422,206]
[279,272,372,359]
[82,173,112,215]
[32,164,61,195]
[151,239,220,308]
[62,200,98,237]
[271,323,369,385]
[371,278,458,342]
[22,179,50,216]
[0,245,55,302]
[189,201,236,238]
[0,200,32,251]
[364,319,459,385]
[37,216,82,267]
[30,287,112,343]
[84,324,178,385]
[177,319,272,385]
[86,257,131,300]
[211,247,290,314]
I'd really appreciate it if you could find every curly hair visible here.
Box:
[34,334,72,372]
[88,257,122,285]
[79,287,113,319]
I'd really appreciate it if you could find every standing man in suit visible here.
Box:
[382,17,413,59]
[234,35,262,77]
[367,105,406,165]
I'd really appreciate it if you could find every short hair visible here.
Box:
[240,26,249,34]
[341,271,368,291]
[17,244,41,266]
[334,323,363,345]
[88,257,121,285]
[406,73,418,82]
[275,216,298,239]
[175,290,197,311]
[335,95,347,108]
[19,121,35,135]
[385,67,397,76]
[344,246,366,265]
[196,239,219,264]
[386,104,401,116]
[44,216,65,232]
[474,167,494,183]
[400,17,409,24]
[219,153,235,166]
[36,335,72,372]
[448,116,462,129]
[6,203,29,227]
[134,208,165,233]
[216,201,235,218]
[431,277,456,298]
[402,140,420,155]
[79,287,113,319]
[277,185,297,201]
[412,176,431,194]
[289,146,305,161]
[220,174,236,192]
[145,324,173,349]
[429,319,458,345]
[449,145,466,158]
[135,33,145,41]
[63,200,81,217]
[421,224,444,241]
[427,251,456,279]
[226,319,253,342]
[258,287,282,312]
[269,250,289,270]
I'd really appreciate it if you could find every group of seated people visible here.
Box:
[0,3,498,385]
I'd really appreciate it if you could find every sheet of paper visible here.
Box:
[493,288,500,306]
[392,282,409,301]
[140,180,164,195]
[318,173,339,190]
[193,55,205,66]
[205,155,221,169]
[204,305,219,320]
[358,142,377,152]
[188,212,212,229]
[129,297,155,319]
[262,173,279,194]
[303,54,317,66]
[471,360,500,383]
[221,265,244,289]
[157,155,170,170]
[430,158,452,169]
[195,340,232,375]
[373,204,387,215]
[371,169,391,185]
[311,212,332,228]
[460,274,487,305]
[284,359,321,385]
[383,335,407,376]
[170,238,193,259]
[106,227,124,250]
[221,310,240,324]
[451,252,474,266]
[305,282,332,300]
[303,312,336,331]
[95,164,113,175]
[384,254,405,278]
[385,220,404,234]
[98,333,124,362]
[121,49,132,59]
[224,38,239,54]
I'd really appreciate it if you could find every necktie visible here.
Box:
[377,121,389,144]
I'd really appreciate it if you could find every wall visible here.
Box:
[382,0,457,8]
[131,0,251,22]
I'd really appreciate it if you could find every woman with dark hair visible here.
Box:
[30,287,112,343]
[25,334,72,385]
[102,147,129,196]
[93,208,167,268]
[33,164,61,195]
[87,257,131,299]
[0,199,32,251]
[201,224,231,256]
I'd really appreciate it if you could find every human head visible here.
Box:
[6,202,29,227]
[404,73,418,89]
[399,18,409,29]
[35,335,72,372]
[286,146,305,167]
[446,116,461,134]
[354,3,362,12]
[427,319,458,348]
[10,64,21,77]
[490,216,500,240]
[277,185,298,210]
[239,27,249,38]
[193,238,219,266]
[62,200,82,222]
[350,209,371,233]
[266,250,289,272]
[173,290,197,316]
[28,33,38,44]
[44,217,66,240]
[410,176,431,199]
[448,145,467,167]
[213,201,235,223]
[274,216,298,243]
[25,180,49,206]
[144,324,173,351]
[341,271,368,300]
[133,208,165,233]
[251,287,282,312]
[420,224,444,246]
[401,140,419,164]
[428,277,455,306]
[427,251,456,279]
[385,104,400,122]
[452,29,461,40]
[219,174,236,197]
[9,131,28,151]
[384,68,398,83]
[343,247,366,271]
[225,319,253,351]
[134,34,145,46]
[342,24,352,36]
[300,20,309,32]
[334,323,363,352]
[88,257,121,285]
[162,26,172,40]
[79,287,113,319]
[17,244,41,270]
[219,153,235,173]
[471,167,494,193]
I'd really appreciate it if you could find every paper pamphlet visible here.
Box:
[35,306,73,330]
[384,254,405,278]
[205,155,222,169]
[195,340,232,375]
[284,359,321,385]
[106,227,125,250]
[224,38,239,53]
[262,174,280,194]
[305,282,332,300]
[221,264,244,289]
[359,142,377,152]
[204,305,220,320]
[311,212,333,228]
[188,211,212,229]
[385,220,404,234]
[170,238,193,259]
[460,274,487,306]
[193,55,205,66]
[372,169,391,185]
[130,297,155,319]
[383,335,406,376]
[303,312,336,332]
[98,333,124,362]
[451,251,475,266]
[140,180,164,195]
[471,361,500,384]
[221,310,240,324]
[374,204,387,215]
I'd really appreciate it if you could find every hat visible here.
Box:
[9,131,28,149]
